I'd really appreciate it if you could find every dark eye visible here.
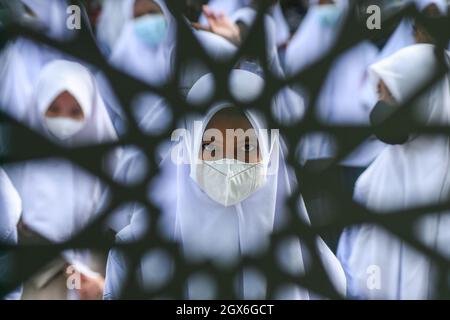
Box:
[70,107,82,117]
[202,143,216,152]
[48,104,60,113]
[241,143,256,152]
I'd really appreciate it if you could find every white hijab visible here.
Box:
[116,70,345,299]
[286,2,383,165]
[0,169,21,243]
[7,60,118,243]
[108,0,177,85]
[96,0,136,55]
[20,0,71,40]
[337,44,450,299]
[0,0,69,121]
[227,7,305,124]
[378,0,448,63]
[0,168,22,300]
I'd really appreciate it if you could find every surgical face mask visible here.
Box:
[315,4,342,27]
[370,101,409,145]
[134,14,168,48]
[194,159,267,207]
[44,117,85,140]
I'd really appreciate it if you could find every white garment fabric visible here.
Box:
[104,70,346,299]
[337,44,450,299]
[285,4,384,166]
[108,0,176,85]
[0,169,22,300]
[0,169,22,239]
[96,0,240,135]
[96,0,135,55]
[20,0,71,40]
[6,60,118,244]
[0,0,70,121]
[230,7,305,123]
[377,0,448,64]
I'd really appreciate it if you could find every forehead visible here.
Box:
[134,0,162,11]
[205,108,254,131]
[50,91,80,105]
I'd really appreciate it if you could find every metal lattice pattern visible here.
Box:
[0,0,449,299]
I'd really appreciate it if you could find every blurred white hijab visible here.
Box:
[7,60,118,243]
[107,0,177,85]
[96,0,136,55]
[0,169,21,243]
[285,1,383,166]
[337,44,450,299]
[378,0,448,62]
[0,0,69,121]
[0,168,22,300]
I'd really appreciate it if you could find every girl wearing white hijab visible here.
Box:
[373,0,448,64]
[0,169,22,300]
[105,0,176,85]
[0,0,71,121]
[337,44,450,299]
[103,70,345,299]
[6,60,118,299]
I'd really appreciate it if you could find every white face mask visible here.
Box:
[44,117,85,140]
[194,159,267,207]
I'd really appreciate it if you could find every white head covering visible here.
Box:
[7,60,118,243]
[113,70,345,299]
[20,0,71,40]
[286,3,383,165]
[377,0,448,63]
[285,0,347,76]
[0,169,21,242]
[0,168,22,300]
[0,0,68,121]
[337,44,450,299]
[96,0,135,54]
[108,0,177,85]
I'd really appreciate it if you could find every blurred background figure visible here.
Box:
[338,44,450,299]
[5,60,119,300]
[284,0,384,250]
[0,0,76,122]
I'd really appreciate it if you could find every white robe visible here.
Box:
[0,169,22,300]
[337,44,450,299]
[285,4,385,166]
[0,0,72,122]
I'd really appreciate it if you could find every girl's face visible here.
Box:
[45,91,84,120]
[377,80,396,105]
[200,108,261,163]
[134,0,163,18]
